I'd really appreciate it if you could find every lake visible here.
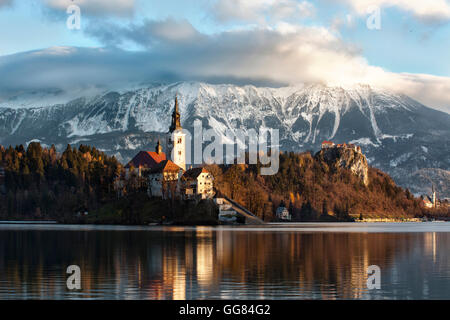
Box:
[0,222,449,300]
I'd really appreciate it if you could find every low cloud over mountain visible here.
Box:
[1,22,450,114]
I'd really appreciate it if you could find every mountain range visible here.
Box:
[0,82,449,197]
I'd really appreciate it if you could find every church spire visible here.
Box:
[156,139,163,154]
[166,94,186,171]
[169,94,182,132]
[175,93,179,114]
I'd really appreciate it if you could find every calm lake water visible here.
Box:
[0,222,449,300]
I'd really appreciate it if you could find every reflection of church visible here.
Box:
[124,96,214,200]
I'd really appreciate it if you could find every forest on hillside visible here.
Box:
[0,143,447,222]
[0,143,122,220]
[206,151,445,220]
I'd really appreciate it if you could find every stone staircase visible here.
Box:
[215,196,265,225]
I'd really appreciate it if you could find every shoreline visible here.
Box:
[0,220,59,224]
[1,219,449,226]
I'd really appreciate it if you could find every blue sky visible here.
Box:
[1,0,450,113]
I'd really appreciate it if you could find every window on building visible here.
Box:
[177,138,182,144]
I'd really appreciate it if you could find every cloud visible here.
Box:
[84,19,368,85]
[0,0,13,7]
[390,73,450,113]
[0,19,449,114]
[330,14,355,32]
[44,0,135,17]
[342,0,450,22]
[213,0,315,24]
[85,18,203,47]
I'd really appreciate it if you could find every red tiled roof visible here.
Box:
[322,140,334,145]
[125,151,166,169]
[148,160,182,174]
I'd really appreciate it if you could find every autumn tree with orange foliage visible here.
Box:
[209,151,429,221]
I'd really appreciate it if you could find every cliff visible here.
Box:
[315,146,369,186]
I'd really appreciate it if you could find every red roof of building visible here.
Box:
[148,160,182,174]
[322,140,334,145]
[125,151,166,169]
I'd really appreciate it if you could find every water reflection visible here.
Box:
[0,225,449,299]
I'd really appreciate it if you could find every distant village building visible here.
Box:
[321,141,335,149]
[125,140,166,177]
[180,167,215,200]
[432,186,437,208]
[321,140,361,153]
[276,206,291,221]
[421,186,450,209]
[422,185,438,209]
[422,196,434,208]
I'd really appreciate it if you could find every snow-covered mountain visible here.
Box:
[0,82,449,196]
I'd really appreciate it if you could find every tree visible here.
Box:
[322,200,329,216]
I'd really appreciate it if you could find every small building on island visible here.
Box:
[276,206,291,221]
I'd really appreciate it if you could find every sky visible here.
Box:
[0,0,450,113]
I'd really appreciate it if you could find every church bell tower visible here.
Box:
[432,185,436,208]
[167,95,186,171]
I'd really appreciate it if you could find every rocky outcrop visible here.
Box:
[316,146,369,186]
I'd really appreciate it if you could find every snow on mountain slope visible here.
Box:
[0,81,449,195]
[0,82,425,140]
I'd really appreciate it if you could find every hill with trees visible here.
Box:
[0,142,447,223]
[0,143,121,220]
[207,150,440,221]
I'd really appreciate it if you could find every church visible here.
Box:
[125,96,214,200]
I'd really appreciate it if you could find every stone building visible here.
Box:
[180,167,214,200]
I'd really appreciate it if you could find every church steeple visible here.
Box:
[166,94,186,171]
[156,139,163,155]
[169,95,182,133]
